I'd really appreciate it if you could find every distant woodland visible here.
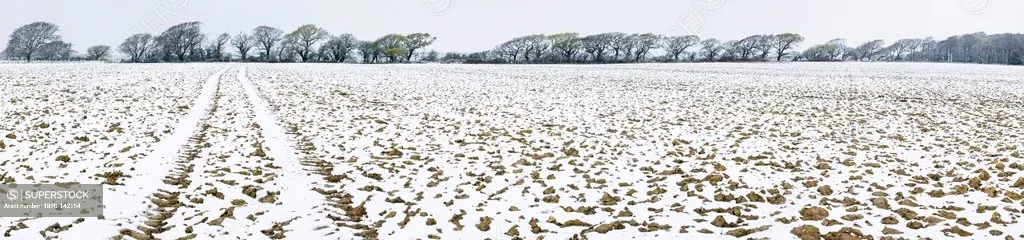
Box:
[5,21,1023,65]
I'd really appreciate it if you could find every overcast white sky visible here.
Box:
[2,0,1022,53]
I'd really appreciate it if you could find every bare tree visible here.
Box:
[665,35,700,61]
[700,38,722,61]
[824,38,847,60]
[209,33,230,61]
[252,26,283,62]
[157,21,205,62]
[4,22,61,62]
[492,42,517,63]
[549,32,582,62]
[581,33,614,62]
[231,32,254,62]
[618,34,639,62]
[720,40,742,61]
[850,39,885,61]
[34,41,75,61]
[276,34,298,62]
[151,35,172,62]
[771,33,804,61]
[888,38,923,61]
[402,33,437,62]
[754,35,775,61]
[119,33,153,63]
[606,32,630,62]
[85,45,111,60]
[735,35,763,60]
[909,37,937,61]
[630,33,662,62]
[522,34,549,63]
[315,45,329,62]
[495,38,527,63]
[287,24,330,62]
[321,33,358,62]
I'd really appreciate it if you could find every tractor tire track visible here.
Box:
[115,71,226,240]
[236,66,327,239]
[240,67,379,239]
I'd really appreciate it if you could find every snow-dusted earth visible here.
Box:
[1,62,1023,240]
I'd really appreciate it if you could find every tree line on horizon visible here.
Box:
[2,21,437,63]
[4,21,1024,65]
[464,32,1024,65]
[114,22,437,63]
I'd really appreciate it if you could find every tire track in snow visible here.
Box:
[112,68,229,239]
[236,66,325,239]
[241,67,379,239]
[287,123,376,239]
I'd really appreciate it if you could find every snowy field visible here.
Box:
[1,62,1023,239]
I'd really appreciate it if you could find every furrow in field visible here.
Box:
[116,73,225,240]
[0,65,226,239]
[121,67,308,239]
[239,63,1024,240]
[235,67,327,239]
[99,68,230,231]
[239,67,375,239]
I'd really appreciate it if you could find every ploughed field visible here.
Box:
[1,62,1023,239]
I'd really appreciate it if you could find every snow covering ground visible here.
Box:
[1,62,1023,240]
